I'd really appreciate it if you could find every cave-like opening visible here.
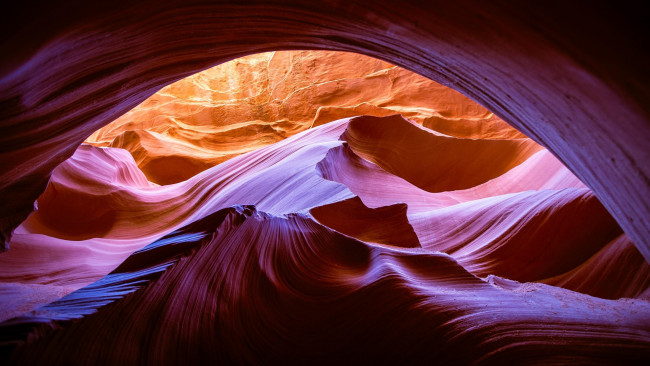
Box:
[1,2,649,364]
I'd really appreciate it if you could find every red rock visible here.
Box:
[310,196,420,248]
[4,206,650,364]
[342,115,543,192]
[86,51,505,184]
[1,2,650,362]
[1,112,649,362]
[0,2,648,257]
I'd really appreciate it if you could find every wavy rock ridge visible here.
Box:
[85,51,520,185]
[1,2,648,260]
[4,205,650,365]
[1,111,649,363]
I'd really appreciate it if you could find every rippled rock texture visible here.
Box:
[0,1,648,257]
[1,1,650,364]
[2,112,649,363]
[86,51,519,185]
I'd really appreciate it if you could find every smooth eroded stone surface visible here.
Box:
[86,51,517,184]
[1,1,650,363]
[2,116,649,364]
[0,1,648,259]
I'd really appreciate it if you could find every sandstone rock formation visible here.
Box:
[86,51,519,184]
[2,114,649,363]
[0,2,649,258]
[1,1,650,364]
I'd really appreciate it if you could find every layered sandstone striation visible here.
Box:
[1,2,650,362]
[1,114,649,363]
[0,2,648,258]
[86,51,520,184]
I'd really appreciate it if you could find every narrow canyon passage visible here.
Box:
[1,1,648,261]
[1,50,649,365]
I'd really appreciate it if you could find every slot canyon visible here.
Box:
[1,1,649,365]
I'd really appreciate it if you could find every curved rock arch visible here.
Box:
[1,1,648,260]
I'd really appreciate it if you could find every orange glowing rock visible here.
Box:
[1,38,649,362]
[2,112,649,362]
[86,51,521,184]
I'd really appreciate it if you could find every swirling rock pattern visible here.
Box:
[1,114,649,364]
[0,1,648,258]
[3,205,650,365]
[1,1,650,362]
[86,51,514,185]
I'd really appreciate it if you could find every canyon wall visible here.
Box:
[1,1,649,364]
[1,1,648,259]
[2,114,649,363]
[86,50,520,184]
